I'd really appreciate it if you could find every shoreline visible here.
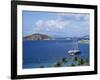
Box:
[78,40,89,44]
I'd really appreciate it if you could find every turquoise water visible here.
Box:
[23,40,89,69]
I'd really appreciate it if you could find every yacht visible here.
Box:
[68,38,80,55]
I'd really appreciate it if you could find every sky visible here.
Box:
[22,11,90,37]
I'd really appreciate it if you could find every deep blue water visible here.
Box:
[23,40,89,69]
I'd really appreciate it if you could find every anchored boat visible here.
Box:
[68,38,80,55]
[68,49,80,55]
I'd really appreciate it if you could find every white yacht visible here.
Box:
[68,39,80,55]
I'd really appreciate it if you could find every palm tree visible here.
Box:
[39,65,44,68]
[62,57,68,63]
[53,57,68,67]
[71,63,75,66]
[77,58,85,65]
[72,56,78,62]
[54,61,62,67]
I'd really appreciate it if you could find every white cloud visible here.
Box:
[33,13,90,37]
[34,18,70,32]
[58,13,90,21]
[35,20,44,27]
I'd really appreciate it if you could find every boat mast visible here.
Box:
[73,38,78,50]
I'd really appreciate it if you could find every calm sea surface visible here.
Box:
[23,40,89,69]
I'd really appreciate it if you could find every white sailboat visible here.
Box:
[68,38,80,55]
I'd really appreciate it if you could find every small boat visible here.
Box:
[68,50,80,55]
[68,38,80,55]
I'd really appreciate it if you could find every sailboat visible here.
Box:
[68,38,80,55]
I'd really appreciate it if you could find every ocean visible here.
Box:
[23,40,89,69]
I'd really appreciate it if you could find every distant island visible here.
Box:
[23,33,53,40]
[78,40,89,44]
[78,35,89,44]
[23,33,90,44]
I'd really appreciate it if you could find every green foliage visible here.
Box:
[53,57,68,67]
[71,63,75,66]
[61,57,68,63]
[39,55,89,68]
[72,56,78,62]
[39,66,44,68]
[71,55,89,66]
[54,62,62,67]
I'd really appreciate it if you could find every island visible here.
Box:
[78,35,90,44]
[23,33,90,43]
[78,40,89,44]
[23,33,53,40]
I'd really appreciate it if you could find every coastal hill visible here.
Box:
[23,33,52,40]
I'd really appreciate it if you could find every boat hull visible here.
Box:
[68,50,80,55]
